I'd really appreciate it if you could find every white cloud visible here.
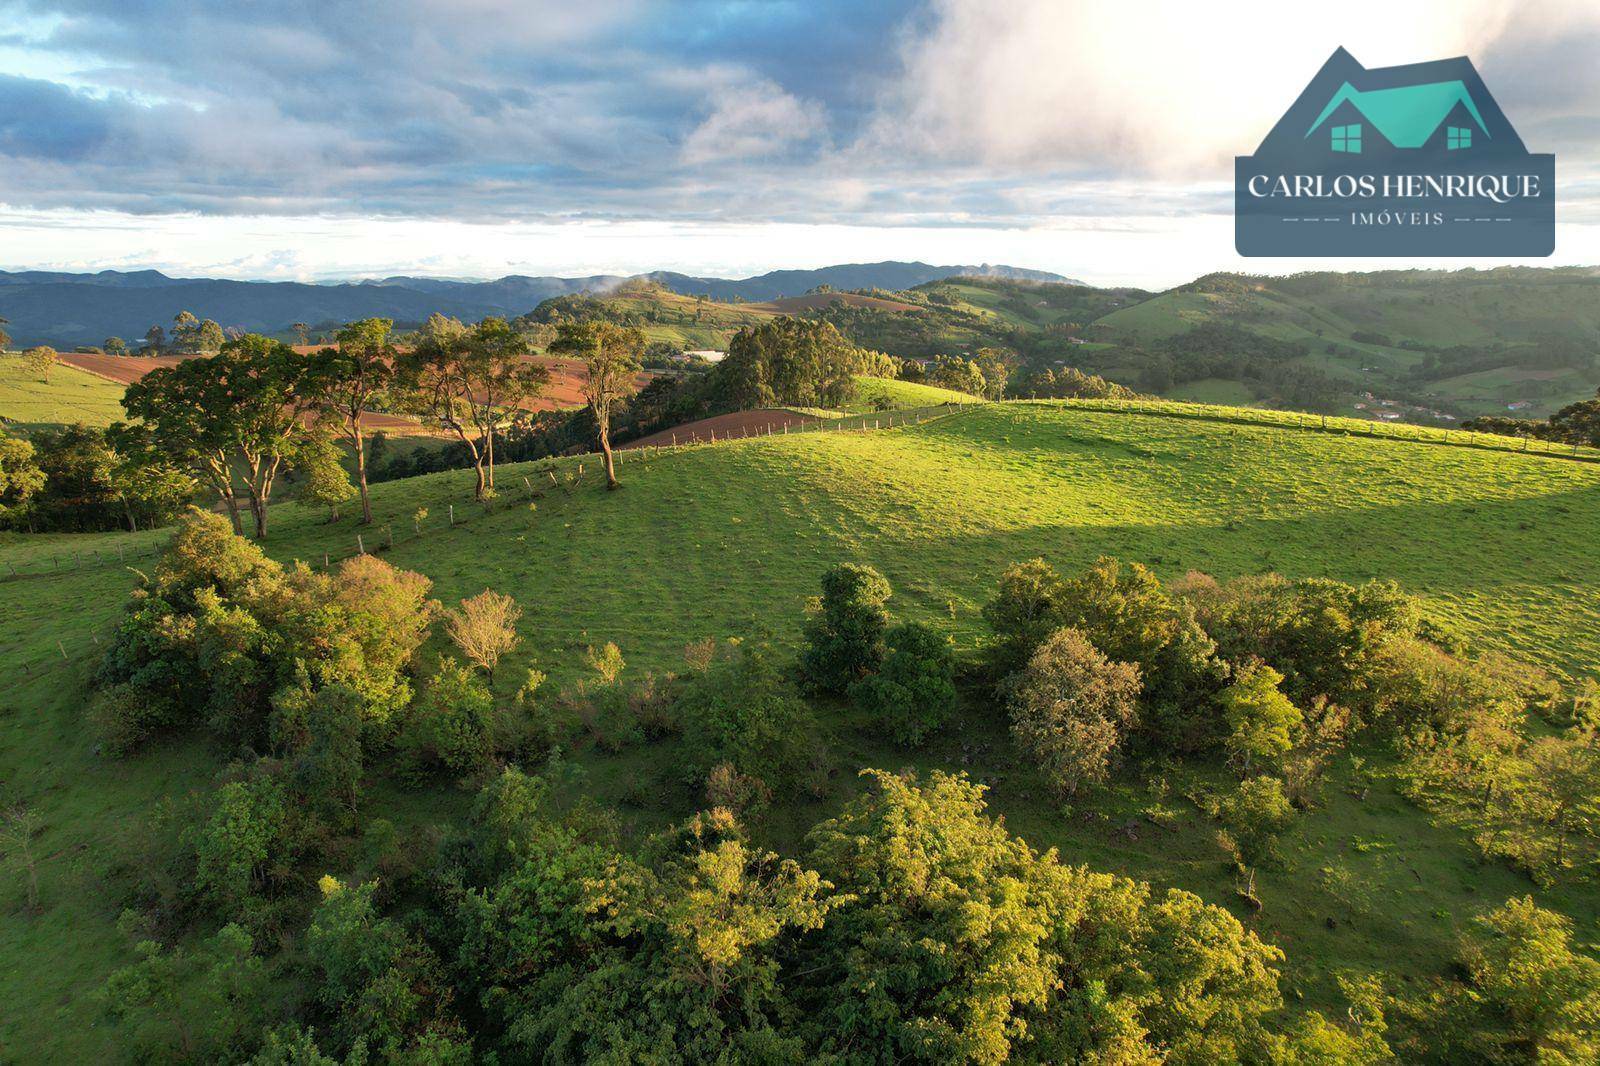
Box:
[859,0,1551,177]
[681,75,827,165]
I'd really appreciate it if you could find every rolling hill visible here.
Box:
[3,399,1598,1058]
[0,262,1078,348]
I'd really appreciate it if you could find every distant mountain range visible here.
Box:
[0,261,1081,347]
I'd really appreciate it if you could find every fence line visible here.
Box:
[6,394,1589,585]
[1038,397,1600,464]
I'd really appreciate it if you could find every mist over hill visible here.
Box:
[0,261,1080,347]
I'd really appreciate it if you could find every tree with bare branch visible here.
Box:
[444,589,522,682]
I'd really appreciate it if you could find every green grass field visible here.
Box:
[0,355,127,429]
[843,374,976,410]
[4,401,1600,1058]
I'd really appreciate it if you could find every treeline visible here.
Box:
[1462,388,1600,448]
[2,312,652,533]
[73,509,1600,1061]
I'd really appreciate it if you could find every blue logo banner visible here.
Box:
[1236,48,1554,256]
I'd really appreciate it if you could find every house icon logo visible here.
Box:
[1236,48,1554,256]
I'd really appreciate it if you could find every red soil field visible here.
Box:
[623,408,816,449]
[59,350,429,435]
[60,348,649,432]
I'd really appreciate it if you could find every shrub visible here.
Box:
[443,589,522,683]
[800,563,892,694]
[680,639,827,797]
[398,658,495,779]
[1056,556,1180,666]
[93,512,435,748]
[848,621,958,746]
[100,920,268,1064]
[982,557,1065,678]
[1218,660,1302,776]
[1008,628,1142,796]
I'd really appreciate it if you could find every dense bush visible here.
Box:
[799,563,892,694]
[982,556,1068,679]
[93,511,435,751]
[851,617,947,742]
[1008,628,1143,795]
[396,658,495,779]
[849,621,958,746]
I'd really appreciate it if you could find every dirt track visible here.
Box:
[623,408,816,449]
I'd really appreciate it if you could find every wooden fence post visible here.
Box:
[449,504,455,526]
[357,533,366,555]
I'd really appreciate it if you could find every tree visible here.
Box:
[443,588,522,682]
[398,315,549,498]
[549,320,643,490]
[22,345,57,382]
[1517,736,1600,873]
[144,324,166,354]
[982,557,1066,678]
[293,432,356,522]
[799,563,892,694]
[305,318,396,523]
[1217,775,1294,903]
[1460,896,1600,1063]
[1056,555,1179,666]
[104,336,129,356]
[0,429,46,530]
[849,621,958,746]
[197,319,226,354]
[100,921,268,1064]
[0,313,9,352]
[119,353,245,533]
[1220,660,1303,775]
[170,310,202,353]
[291,322,311,346]
[801,769,1286,1063]
[1008,627,1142,795]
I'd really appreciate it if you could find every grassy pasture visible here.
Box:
[0,354,128,429]
[3,401,1600,1057]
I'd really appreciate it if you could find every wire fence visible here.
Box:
[0,401,980,586]
[1038,397,1600,464]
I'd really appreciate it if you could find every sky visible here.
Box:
[4,0,1600,288]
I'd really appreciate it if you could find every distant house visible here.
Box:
[1507,400,1533,411]
[1306,79,1490,154]
[682,349,726,363]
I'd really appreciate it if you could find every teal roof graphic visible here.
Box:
[1306,80,1489,147]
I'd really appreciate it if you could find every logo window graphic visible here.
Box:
[1235,48,1554,256]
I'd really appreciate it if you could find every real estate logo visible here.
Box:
[1235,48,1554,256]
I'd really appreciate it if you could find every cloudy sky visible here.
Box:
[4,0,1600,287]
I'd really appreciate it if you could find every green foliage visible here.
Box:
[92,510,435,751]
[1219,775,1295,873]
[1056,555,1180,666]
[460,805,829,1062]
[307,877,466,1059]
[101,920,268,1065]
[1181,572,1420,708]
[982,557,1067,679]
[800,562,892,694]
[1007,627,1143,796]
[678,638,827,798]
[1394,896,1600,1064]
[849,621,958,746]
[0,426,45,528]
[801,769,1287,1063]
[294,433,356,521]
[397,658,494,779]
[716,317,861,410]
[1220,661,1303,776]
[189,770,295,917]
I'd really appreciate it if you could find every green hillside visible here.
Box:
[4,401,1600,1058]
[0,355,127,429]
[1090,270,1600,419]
